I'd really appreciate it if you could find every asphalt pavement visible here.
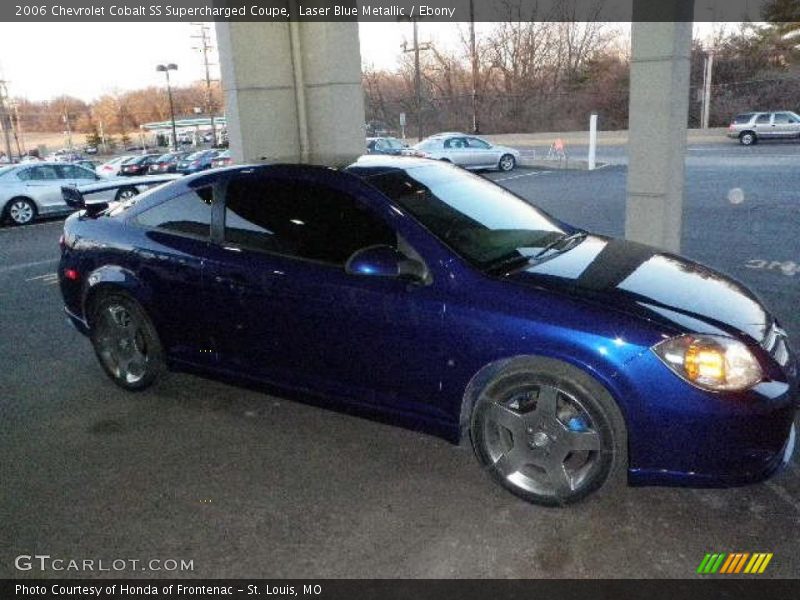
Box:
[1,141,798,579]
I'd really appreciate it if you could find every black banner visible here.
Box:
[2,0,797,23]
[3,579,800,600]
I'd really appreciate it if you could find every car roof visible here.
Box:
[345,154,447,176]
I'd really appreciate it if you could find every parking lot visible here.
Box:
[1,139,798,579]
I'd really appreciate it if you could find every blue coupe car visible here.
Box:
[58,157,797,505]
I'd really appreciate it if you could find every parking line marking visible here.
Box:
[766,481,800,514]
[495,171,548,183]
[0,258,58,275]
[25,272,57,281]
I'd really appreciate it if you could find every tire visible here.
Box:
[4,197,36,226]
[114,186,139,202]
[739,131,757,146]
[498,154,516,172]
[89,293,165,391]
[469,357,627,506]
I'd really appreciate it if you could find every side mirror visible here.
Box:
[345,245,428,283]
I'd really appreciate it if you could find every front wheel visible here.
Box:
[5,197,36,225]
[498,154,516,171]
[89,293,165,391]
[470,357,627,506]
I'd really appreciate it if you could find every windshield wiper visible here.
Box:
[532,230,587,259]
[483,253,534,276]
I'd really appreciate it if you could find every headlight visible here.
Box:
[652,334,762,392]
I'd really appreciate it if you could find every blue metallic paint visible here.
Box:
[59,160,798,489]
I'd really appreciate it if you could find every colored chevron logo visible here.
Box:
[696,552,773,574]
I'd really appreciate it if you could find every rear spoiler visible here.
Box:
[61,186,108,216]
[61,174,181,216]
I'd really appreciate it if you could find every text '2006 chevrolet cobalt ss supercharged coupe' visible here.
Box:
[59,156,797,506]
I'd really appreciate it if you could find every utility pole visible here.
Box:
[469,0,479,134]
[11,101,25,154]
[0,81,15,160]
[701,48,714,129]
[401,19,431,142]
[62,99,73,150]
[192,22,218,146]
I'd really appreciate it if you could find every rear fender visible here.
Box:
[82,265,155,327]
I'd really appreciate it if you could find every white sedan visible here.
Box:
[405,133,521,171]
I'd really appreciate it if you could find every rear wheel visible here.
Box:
[739,131,757,146]
[470,357,627,506]
[114,186,139,202]
[89,293,165,391]
[5,197,36,225]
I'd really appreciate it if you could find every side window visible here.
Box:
[755,114,771,124]
[466,137,491,149]
[224,175,396,265]
[773,112,795,124]
[19,165,61,181]
[134,188,213,238]
[58,165,95,179]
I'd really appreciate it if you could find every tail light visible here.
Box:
[64,268,79,281]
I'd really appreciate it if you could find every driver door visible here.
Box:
[205,167,446,408]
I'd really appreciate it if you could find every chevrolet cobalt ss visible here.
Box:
[59,157,797,506]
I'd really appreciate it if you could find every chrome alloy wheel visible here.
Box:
[94,303,150,385]
[479,383,603,498]
[8,199,35,225]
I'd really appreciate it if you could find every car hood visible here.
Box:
[505,235,771,343]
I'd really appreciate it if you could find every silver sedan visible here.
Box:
[405,133,521,171]
[0,162,163,226]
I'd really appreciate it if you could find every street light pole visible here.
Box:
[469,0,479,134]
[157,63,179,151]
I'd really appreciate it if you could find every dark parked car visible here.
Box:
[148,152,191,174]
[211,150,232,168]
[176,150,220,174]
[120,154,162,176]
[58,157,797,506]
[367,137,407,155]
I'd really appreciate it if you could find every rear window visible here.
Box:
[733,114,754,124]
[133,188,213,238]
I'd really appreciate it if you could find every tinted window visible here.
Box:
[364,164,563,267]
[773,112,797,124]
[733,113,753,124]
[224,175,395,265]
[755,114,771,124]
[134,188,213,238]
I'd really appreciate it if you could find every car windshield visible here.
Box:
[187,151,210,160]
[364,163,565,269]
[0,165,16,178]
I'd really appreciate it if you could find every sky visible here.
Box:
[0,21,721,102]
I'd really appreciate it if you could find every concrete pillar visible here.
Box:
[216,20,365,166]
[625,15,694,253]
